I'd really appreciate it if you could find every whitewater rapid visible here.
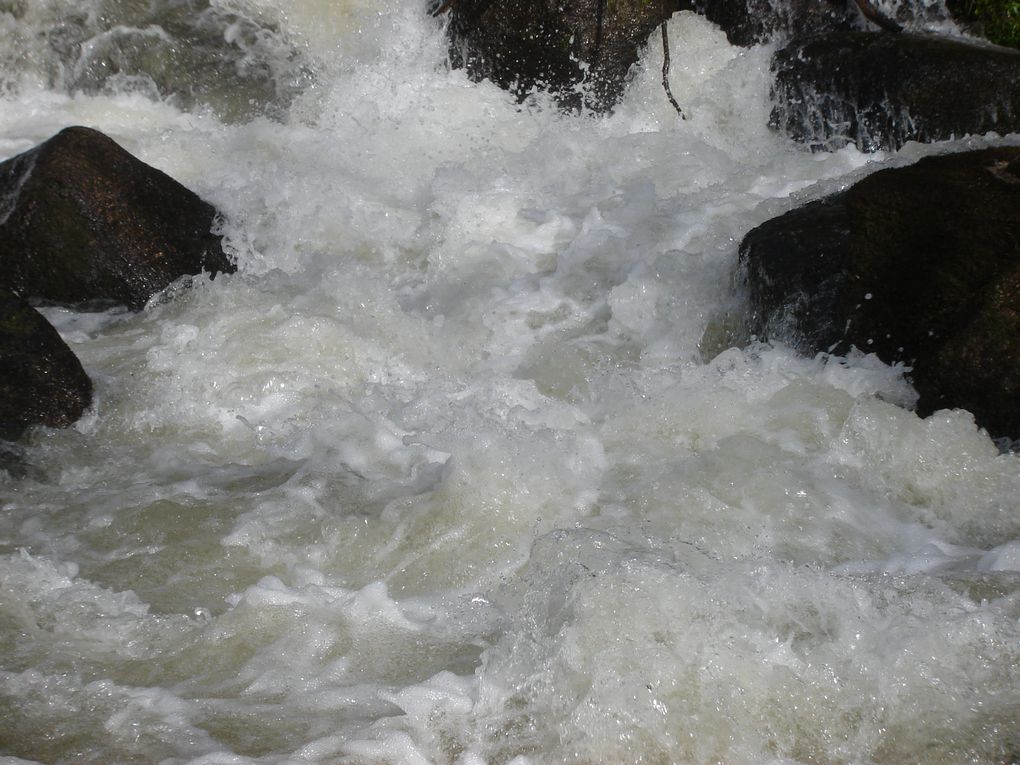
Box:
[1,1,1019,763]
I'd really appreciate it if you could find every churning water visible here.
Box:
[1,1,1019,763]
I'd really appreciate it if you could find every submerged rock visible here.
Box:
[740,146,1020,439]
[0,0,307,123]
[0,288,92,440]
[0,125,234,310]
[770,31,1020,151]
[444,0,680,111]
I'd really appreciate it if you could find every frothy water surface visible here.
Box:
[1,2,1019,763]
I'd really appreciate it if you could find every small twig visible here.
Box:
[660,22,685,119]
[853,0,903,33]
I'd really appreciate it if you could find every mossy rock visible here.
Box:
[947,0,1020,49]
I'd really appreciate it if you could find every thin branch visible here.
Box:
[854,0,903,33]
[661,22,685,119]
[432,0,457,17]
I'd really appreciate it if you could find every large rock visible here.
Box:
[0,288,92,440]
[770,31,1020,151]
[694,0,857,47]
[945,0,1020,50]
[445,0,681,111]
[740,147,1020,439]
[0,126,234,309]
[690,0,956,46]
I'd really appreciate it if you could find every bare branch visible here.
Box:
[854,0,903,33]
[661,22,686,119]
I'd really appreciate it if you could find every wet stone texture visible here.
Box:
[770,31,1020,152]
[444,0,681,112]
[0,125,234,310]
[740,146,1020,440]
[694,0,859,46]
[0,288,92,440]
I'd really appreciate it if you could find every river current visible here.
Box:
[1,1,1019,763]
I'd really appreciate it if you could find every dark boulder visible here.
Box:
[770,31,1020,152]
[691,0,956,47]
[0,288,92,440]
[945,0,1020,50]
[0,125,234,310]
[694,0,858,47]
[444,0,681,111]
[740,146,1020,439]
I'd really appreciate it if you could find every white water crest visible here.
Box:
[1,1,1019,763]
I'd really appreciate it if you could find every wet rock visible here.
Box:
[0,288,92,440]
[740,146,1020,439]
[770,31,1020,152]
[691,0,955,46]
[0,441,33,478]
[444,0,681,111]
[694,0,858,47]
[945,0,1020,50]
[0,125,234,310]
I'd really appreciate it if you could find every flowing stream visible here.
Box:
[1,1,1019,763]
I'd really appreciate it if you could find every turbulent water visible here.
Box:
[1,1,1019,763]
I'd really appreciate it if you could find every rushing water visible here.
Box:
[2,1,1020,763]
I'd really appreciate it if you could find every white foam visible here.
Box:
[1,2,1018,764]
